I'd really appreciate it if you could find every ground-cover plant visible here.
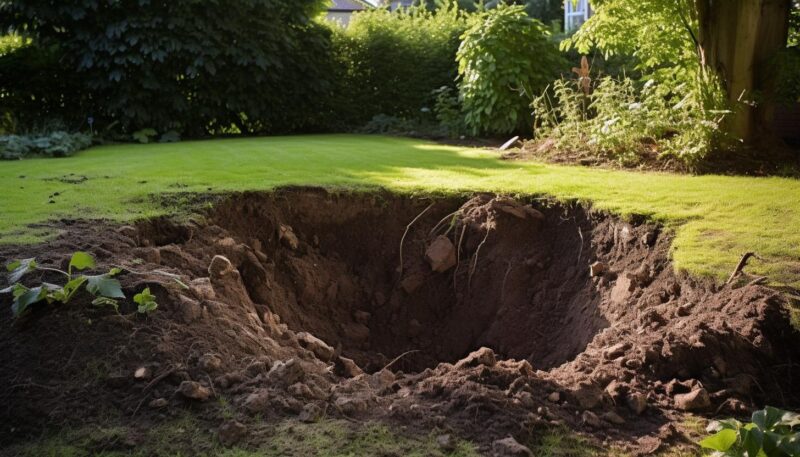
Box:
[0,131,92,160]
[700,406,800,456]
[532,70,729,165]
[329,1,468,128]
[457,3,564,135]
[0,252,156,317]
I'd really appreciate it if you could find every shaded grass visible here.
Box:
[5,416,480,457]
[1,134,798,287]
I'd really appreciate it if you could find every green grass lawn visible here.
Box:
[1,134,799,288]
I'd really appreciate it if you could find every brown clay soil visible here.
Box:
[1,188,799,455]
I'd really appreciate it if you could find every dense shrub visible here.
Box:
[0,131,92,160]
[0,0,332,136]
[329,3,468,127]
[457,4,564,135]
[532,69,728,165]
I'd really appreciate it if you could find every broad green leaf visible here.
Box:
[62,276,88,303]
[753,406,785,431]
[741,426,764,457]
[86,274,125,299]
[777,432,800,455]
[7,258,37,283]
[68,252,95,273]
[699,429,737,452]
[12,285,47,317]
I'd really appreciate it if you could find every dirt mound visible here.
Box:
[1,188,798,455]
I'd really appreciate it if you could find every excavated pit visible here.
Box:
[3,188,800,453]
[138,190,643,373]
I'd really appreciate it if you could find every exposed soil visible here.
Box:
[1,188,798,455]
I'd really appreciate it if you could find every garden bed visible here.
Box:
[1,188,798,455]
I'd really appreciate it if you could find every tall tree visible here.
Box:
[696,0,793,143]
[566,0,796,145]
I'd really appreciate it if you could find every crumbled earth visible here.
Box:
[1,188,798,455]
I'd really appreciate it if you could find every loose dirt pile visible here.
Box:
[1,188,798,455]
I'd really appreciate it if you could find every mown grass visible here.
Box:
[1,134,798,287]
[6,416,480,457]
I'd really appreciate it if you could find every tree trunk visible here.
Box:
[696,0,791,144]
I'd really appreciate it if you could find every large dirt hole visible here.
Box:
[141,190,640,373]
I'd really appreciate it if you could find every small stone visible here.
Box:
[400,273,425,294]
[116,225,138,239]
[148,398,168,409]
[675,388,711,411]
[627,392,647,415]
[243,389,270,414]
[454,347,496,369]
[296,332,335,362]
[437,434,456,452]
[134,366,152,380]
[218,420,247,447]
[547,392,560,403]
[337,356,364,378]
[604,380,626,403]
[178,295,202,323]
[492,436,532,457]
[279,224,300,250]
[199,354,223,372]
[603,411,626,425]
[298,403,323,423]
[582,410,602,428]
[190,277,216,301]
[177,381,212,401]
[572,383,604,410]
[425,236,457,273]
[603,342,629,360]
[208,255,235,279]
[268,358,305,385]
[590,261,607,277]
[353,310,371,325]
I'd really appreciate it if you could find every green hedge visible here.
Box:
[1,0,332,136]
[328,4,468,127]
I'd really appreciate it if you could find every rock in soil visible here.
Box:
[279,224,300,250]
[455,347,496,369]
[298,403,323,423]
[425,235,457,272]
[133,366,152,380]
[674,388,711,411]
[199,353,223,372]
[296,332,335,362]
[437,434,456,452]
[627,392,648,415]
[218,420,247,447]
[243,389,271,414]
[177,381,212,401]
[492,436,532,457]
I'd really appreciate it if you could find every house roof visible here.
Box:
[328,0,371,12]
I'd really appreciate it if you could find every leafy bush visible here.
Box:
[456,4,564,135]
[1,252,160,317]
[329,2,468,127]
[0,131,92,160]
[433,85,468,137]
[1,0,332,136]
[532,69,728,165]
[700,406,800,456]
